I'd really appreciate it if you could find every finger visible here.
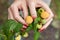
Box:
[10,5,27,25]
[8,10,27,31]
[39,18,53,32]
[8,8,14,20]
[22,0,28,19]
[28,1,37,19]
[21,25,27,31]
[37,0,54,18]
[35,1,42,8]
[35,4,42,8]
[23,25,27,29]
[8,7,18,22]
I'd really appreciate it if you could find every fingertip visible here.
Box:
[32,15,37,19]
[23,22,28,26]
[38,26,46,32]
[23,25,27,29]
[23,23,28,27]
[31,10,37,19]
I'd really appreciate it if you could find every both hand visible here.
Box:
[8,0,54,32]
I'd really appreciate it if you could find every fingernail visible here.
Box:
[32,16,37,19]
[23,23,28,26]
[23,25,27,29]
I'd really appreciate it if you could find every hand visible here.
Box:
[26,0,54,32]
[8,0,28,25]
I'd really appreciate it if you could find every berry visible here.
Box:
[25,16,33,24]
[42,19,46,24]
[23,32,28,38]
[41,11,50,19]
[36,24,42,29]
[15,35,21,40]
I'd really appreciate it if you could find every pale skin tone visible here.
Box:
[8,0,54,32]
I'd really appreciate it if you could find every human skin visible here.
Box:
[8,0,54,32]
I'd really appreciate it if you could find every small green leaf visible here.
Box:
[0,34,7,40]
[33,18,40,40]
[34,17,41,24]
[14,22,23,33]
[9,22,17,31]
[25,24,32,32]
[3,19,23,37]
[33,24,40,40]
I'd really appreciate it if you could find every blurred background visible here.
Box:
[0,0,60,40]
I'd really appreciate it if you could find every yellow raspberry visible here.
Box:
[42,19,46,24]
[23,32,28,38]
[25,16,33,24]
[41,11,50,19]
[36,24,42,29]
[15,35,21,40]
[38,8,44,14]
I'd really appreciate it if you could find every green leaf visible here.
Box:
[7,35,15,40]
[34,17,41,24]
[33,18,40,40]
[0,34,7,40]
[3,19,23,37]
[9,21,17,31]
[3,20,17,31]
[25,24,32,32]
[34,31,40,40]
[14,22,23,33]
[37,17,41,21]
[2,20,15,35]
[2,19,23,40]
[33,24,40,40]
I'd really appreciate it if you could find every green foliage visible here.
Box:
[25,24,33,32]
[33,17,41,40]
[0,19,23,40]
[34,31,40,40]
[34,17,41,24]
[0,8,45,40]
